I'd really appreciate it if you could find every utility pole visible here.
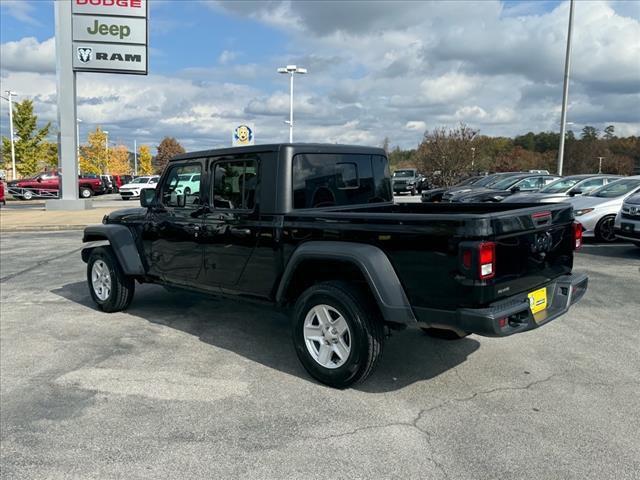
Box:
[277,65,307,143]
[76,119,82,175]
[134,139,138,175]
[104,130,109,174]
[597,156,605,174]
[2,91,18,180]
[557,0,575,176]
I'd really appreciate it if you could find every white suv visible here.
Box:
[614,193,640,247]
[119,176,160,200]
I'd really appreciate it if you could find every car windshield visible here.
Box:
[455,176,481,186]
[491,176,528,190]
[475,173,515,187]
[131,177,151,184]
[587,179,640,198]
[539,177,582,194]
[393,170,415,178]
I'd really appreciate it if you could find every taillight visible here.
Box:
[479,242,496,279]
[459,241,496,280]
[573,222,583,250]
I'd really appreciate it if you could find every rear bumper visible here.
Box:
[414,272,588,337]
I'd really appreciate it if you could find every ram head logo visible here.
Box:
[77,47,92,63]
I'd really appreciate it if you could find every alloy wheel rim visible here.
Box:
[91,259,112,301]
[303,304,351,369]
[601,217,616,241]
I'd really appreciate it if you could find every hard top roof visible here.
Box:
[170,143,386,162]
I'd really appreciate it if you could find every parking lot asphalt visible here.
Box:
[1,231,639,480]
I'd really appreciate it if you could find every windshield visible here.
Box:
[587,179,640,198]
[491,176,528,190]
[393,170,415,178]
[540,177,582,194]
[455,176,481,186]
[131,177,151,184]
[474,173,514,187]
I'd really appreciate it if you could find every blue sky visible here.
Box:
[1,0,639,151]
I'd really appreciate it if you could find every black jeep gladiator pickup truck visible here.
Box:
[81,144,587,388]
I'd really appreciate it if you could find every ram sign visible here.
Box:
[71,0,148,75]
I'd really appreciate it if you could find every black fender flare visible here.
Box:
[81,224,145,276]
[276,241,416,325]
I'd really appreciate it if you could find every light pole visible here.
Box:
[597,156,605,174]
[557,0,575,176]
[277,65,307,143]
[76,119,82,175]
[471,147,476,171]
[1,90,18,180]
[134,139,137,175]
[104,130,109,174]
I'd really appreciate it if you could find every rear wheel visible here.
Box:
[421,327,469,340]
[80,187,93,198]
[595,215,617,243]
[22,190,34,200]
[87,247,135,312]
[292,281,385,388]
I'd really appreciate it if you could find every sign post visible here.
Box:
[48,0,148,210]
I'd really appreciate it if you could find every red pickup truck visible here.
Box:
[7,172,105,200]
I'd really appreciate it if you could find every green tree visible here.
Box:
[137,144,153,175]
[1,99,55,177]
[581,126,599,141]
[603,125,616,140]
[155,137,185,173]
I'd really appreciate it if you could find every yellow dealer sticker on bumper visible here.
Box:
[528,287,548,314]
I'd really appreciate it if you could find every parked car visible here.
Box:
[7,172,105,199]
[0,179,6,206]
[392,169,427,195]
[447,173,559,203]
[118,175,160,200]
[424,172,524,203]
[567,176,640,242]
[174,172,201,195]
[614,193,640,247]
[507,174,622,203]
[80,143,587,388]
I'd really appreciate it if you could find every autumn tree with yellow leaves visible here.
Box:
[79,127,131,175]
[137,144,153,175]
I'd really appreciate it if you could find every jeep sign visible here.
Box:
[71,0,147,74]
[73,16,146,44]
[72,43,146,73]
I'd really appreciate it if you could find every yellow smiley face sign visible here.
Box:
[233,124,254,146]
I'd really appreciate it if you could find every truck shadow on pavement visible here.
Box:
[53,281,480,393]
[578,243,640,260]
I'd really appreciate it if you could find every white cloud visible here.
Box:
[218,50,238,64]
[405,121,427,131]
[0,37,55,74]
[0,0,41,26]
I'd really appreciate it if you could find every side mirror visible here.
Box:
[568,189,582,197]
[140,188,156,208]
[510,186,520,193]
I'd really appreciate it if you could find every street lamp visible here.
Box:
[76,119,82,175]
[277,65,307,143]
[1,90,18,180]
[104,130,109,174]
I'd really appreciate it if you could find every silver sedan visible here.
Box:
[566,176,640,242]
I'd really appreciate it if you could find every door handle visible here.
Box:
[229,227,251,238]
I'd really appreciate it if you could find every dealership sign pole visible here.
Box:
[51,0,148,210]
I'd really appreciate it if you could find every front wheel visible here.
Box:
[292,281,384,388]
[87,246,135,312]
[595,215,617,243]
[80,187,93,198]
[22,190,34,201]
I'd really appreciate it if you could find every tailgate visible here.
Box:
[479,205,575,305]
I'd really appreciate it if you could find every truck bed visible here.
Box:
[284,201,576,310]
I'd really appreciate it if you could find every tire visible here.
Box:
[22,190,33,201]
[292,281,385,389]
[80,187,93,198]
[87,246,135,313]
[411,188,417,196]
[421,327,469,340]
[595,215,617,243]
[184,187,191,195]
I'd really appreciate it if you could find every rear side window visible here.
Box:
[292,153,392,209]
[213,160,258,210]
